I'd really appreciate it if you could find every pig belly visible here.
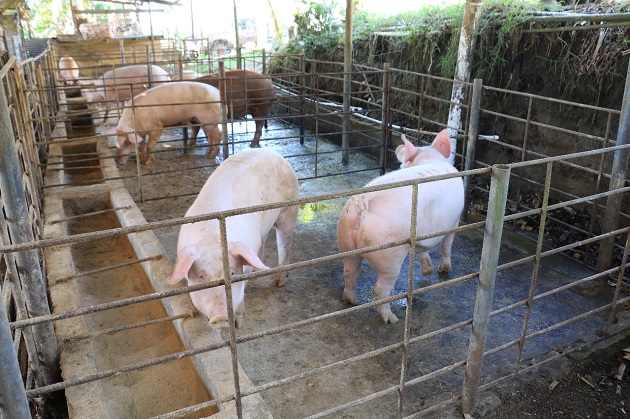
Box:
[140,103,209,128]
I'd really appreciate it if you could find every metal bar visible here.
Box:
[342,0,352,165]
[605,231,630,332]
[299,53,305,143]
[461,164,510,414]
[380,63,391,175]
[397,183,419,417]
[513,162,553,373]
[218,217,243,418]
[219,61,229,159]
[597,60,630,271]
[0,76,59,387]
[462,78,482,221]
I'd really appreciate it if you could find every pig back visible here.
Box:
[102,64,171,100]
[188,148,298,217]
[358,161,463,245]
[195,70,276,118]
[125,82,220,128]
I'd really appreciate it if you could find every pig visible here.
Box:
[106,82,222,165]
[59,56,80,86]
[337,129,464,324]
[192,70,276,148]
[168,148,300,329]
[90,64,171,122]
[180,70,203,80]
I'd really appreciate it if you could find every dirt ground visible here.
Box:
[101,119,630,419]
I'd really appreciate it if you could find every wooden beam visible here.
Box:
[75,8,165,14]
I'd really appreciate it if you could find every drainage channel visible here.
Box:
[42,90,270,418]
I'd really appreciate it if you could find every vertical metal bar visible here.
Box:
[219,61,229,159]
[461,164,510,414]
[397,183,419,417]
[314,71,320,179]
[0,289,31,418]
[342,0,353,165]
[513,162,552,373]
[262,49,267,75]
[0,75,59,387]
[146,46,153,88]
[232,0,242,70]
[379,63,391,175]
[299,53,305,143]
[218,217,243,419]
[462,78,483,221]
[597,61,630,271]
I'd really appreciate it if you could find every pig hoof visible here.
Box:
[249,142,261,148]
[380,312,399,324]
[341,289,357,306]
[438,263,451,273]
[275,273,287,287]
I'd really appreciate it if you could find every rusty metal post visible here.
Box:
[0,290,30,418]
[461,164,510,414]
[232,0,242,70]
[219,61,229,159]
[446,0,483,164]
[597,61,630,271]
[0,78,59,387]
[119,39,126,64]
[379,63,391,175]
[462,78,483,221]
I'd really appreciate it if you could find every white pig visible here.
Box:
[59,57,79,86]
[90,64,171,122]
[106,81,222,165]
[168,148,300,329]
[337,129,464,324]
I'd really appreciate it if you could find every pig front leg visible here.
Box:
[341,255,363,306]
[189,125,201,148]
[202,124,222,159]
[141,128,163,165]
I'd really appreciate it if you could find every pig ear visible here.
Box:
[127,133,144,144]
[431,129,451,159]
[169,246,199,284]
[397,135,419,164]
[229,242,268,271]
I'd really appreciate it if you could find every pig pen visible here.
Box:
[2,47,629,419]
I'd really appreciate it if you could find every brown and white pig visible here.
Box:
[337,129,464,324]
[193,70,276,147]
[168,148,300,329]
[105,81,222,165]
[59,56,80,86]
[90,64,171,122]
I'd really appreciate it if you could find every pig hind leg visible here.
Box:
[273,205,298,287]
[342,255,363,306]
[249,119,265,148]
[438,230,456,273]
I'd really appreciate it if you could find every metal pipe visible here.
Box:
[0,77,59,387]
[219,61,229,159]
[380,63,391,175]
[597,61,630,271]
[461,164,510,414]
[0,287,30,418]
[342,0,353,165]
[462,78,482,221]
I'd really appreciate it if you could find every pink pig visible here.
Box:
[169,148,299,329]
[59,57,80,86]
[337,130,464,324]
[106,81,222,165]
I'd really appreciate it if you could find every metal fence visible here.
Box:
[0,40,629,418]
